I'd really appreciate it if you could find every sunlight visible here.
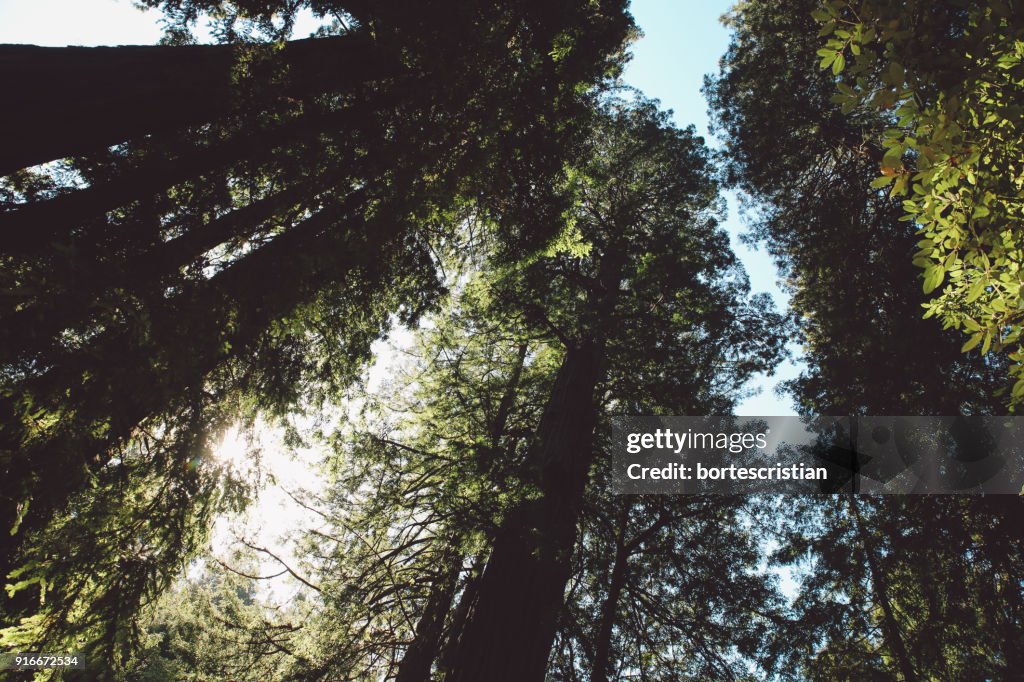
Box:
[213,424,253,473]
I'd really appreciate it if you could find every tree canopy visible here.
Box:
[2,1,1023,680]
[707,2,1024,679]
[815,0,1024,404]
[1,0,635,664]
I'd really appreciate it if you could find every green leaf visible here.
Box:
[887,61,905,85]
[1013,379,1024,398]
[891,174,909,197]
[882,144,904,167]
[966,279,986,303]
[923,264,945,293]
[961,332,983,352]
[831,53,845,75]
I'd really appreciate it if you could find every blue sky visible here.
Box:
[623,1,802,415]
[0,0,802,414]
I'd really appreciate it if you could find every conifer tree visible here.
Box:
[1,0,635,661]
[706,4,1024,678]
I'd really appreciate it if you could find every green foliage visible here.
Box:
[146,101,787,680]
[551,489,781,681]
[493,100,788,414]
[122,563,308,681]
[706,0,1007,416]
[1,0,637,660]
[767,495,1024,680]
[436,101,786,677]
[0,404,260,673]
[815,0,1024,405]
[708,6,1024,679]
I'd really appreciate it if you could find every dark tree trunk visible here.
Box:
[0,35,397,176]
[848,495,918,682]
[436,554,486,679]
[490,342,529,449]
[0,101,380,254]
[1,42,233,176]
[443,238,626,682]
[396,550,463,682]
[591,537,629,682]
[0,114,465,599]
[0,181,312,361]
[2,124,273,251]
[445,340,603,682]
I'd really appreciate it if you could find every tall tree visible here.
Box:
[551,485,781,681]
[179,102,785,682]
[707,4,1024,679]
[815,1,1024,404]
[704,0,1007,417]
[0,0,635,650]
[282,279,559,681]
[443,101,786,681]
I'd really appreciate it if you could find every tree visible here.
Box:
[442,101,786,681]
[174,101,785,682]
[551,486,781,681]
[1,0,635,661]
[707,4,1024,679]
[120,558,309,682]
[814,0,1024,405]
[766,495,1024,681]
[279,279,559,681]
[704,0,1007,417]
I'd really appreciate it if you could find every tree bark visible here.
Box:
[0,182,311,359]
[0,103,375,254]
[445,339,603,682]
[0,112,466,602]
[848,495,918,682]
[436,554,486,679]
[0,35,397,176]
[444,234,626,682]
[396,549,463,682]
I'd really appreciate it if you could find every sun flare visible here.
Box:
[213,424,252,472]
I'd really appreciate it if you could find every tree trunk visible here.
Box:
[0,102,378,254]
[848,495,918,682]
[0,182,311,359]
[396,549,463,682]
[0,115,466,600]
[445,340,603,682]
[0,35,397,176]
[591,539,629,682]
[436,554,486,678]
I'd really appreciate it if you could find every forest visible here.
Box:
[0,0,1022,680]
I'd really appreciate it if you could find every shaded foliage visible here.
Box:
[0,0,635,665]
[817,1,1024,405]
[707,4,1024,680]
